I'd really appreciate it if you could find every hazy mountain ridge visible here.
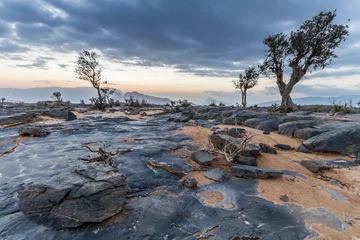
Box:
[0,87,171,105]
[257,95,360,106]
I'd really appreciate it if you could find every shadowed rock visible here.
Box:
[216,128,246,138]
[204,168,229,182]
[244,118,282,132]
[302,127,360,155]
[297,144,312,154]
[300,159,358,173]
[191,150,215,165]
[182,177,197,188]
[42,110,77,121]
[18,126,49,137]
[231,165,283,179]
[18,162,128,229]
[259,143,277,154]
[294,128,329,140]
[278,120,317,137]
[275,144,292,151]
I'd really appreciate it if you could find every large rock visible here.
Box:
[209,134,261,161]
[302,127,360,155]
[231,165,283,179]
[42,109,77,121]
[0,113,37,126]
[18,126,49,137]
[278,120,318,137]
[191,150,215,165]
[244,118,282,132]
[300,159,358,173]
[18,162,128,229]
[293,128,329,140]
[259,143,277,154]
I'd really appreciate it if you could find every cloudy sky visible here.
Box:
[1,0,360,104]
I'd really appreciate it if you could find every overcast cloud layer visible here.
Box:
[0,0,360,102]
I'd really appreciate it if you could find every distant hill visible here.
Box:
[124,91,171,105]
[257,95,360,106]
[0,87,172,105]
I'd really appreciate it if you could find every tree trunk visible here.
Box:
[96,87,104,110]
[242,91,247,107]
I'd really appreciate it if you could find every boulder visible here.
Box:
[0,113,37,126]
[300,159,358,173]
[231,165,283,179]
[18,126,49,137]
[204,168,229,182]
[191,150,215,165]
[293,128,329,140]
[182,177,197,188]
[42,110,77,121]
[259,143,277,154]
[280,194,289,202]
[215,128,246,138]
[302,127,360,155]
[296,144,312,154]
[278,120,317,137]
[18,162,128,229]
[275,144,292,151]
[244,118,282,132]
[334,112,346,117]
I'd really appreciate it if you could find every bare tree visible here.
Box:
[75,50,105,110]
[259,11,349,112]
[100,81,116,107]
[51,92,62,103]
[233,67,259,107]
[1,97,5,107]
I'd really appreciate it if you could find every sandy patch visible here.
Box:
[176,125,360,239]
[197,191,225,206]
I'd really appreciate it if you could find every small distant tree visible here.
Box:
[75,50,105,110]
[1,97,5,107]
[80,99,85,105]
[259,11,349,112]
[100,81,116,107]
[51,92,62,103]
[233,67,259,107]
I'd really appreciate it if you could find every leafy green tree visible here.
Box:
[260,10,349,111]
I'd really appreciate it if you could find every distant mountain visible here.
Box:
[124,91,171,105]
[0,87,172,105]
[257,95,360,106]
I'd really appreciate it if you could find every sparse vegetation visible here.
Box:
[75,50,106,110]
[233,67,259,107]
[51,92,62,104]
[209,100,217,107]
[260,10,349,112]
[1,97,5,107]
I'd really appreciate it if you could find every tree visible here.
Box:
[1,97,5,107]
[100,81,116,107]
[233,67,259,107]
[51,92,62,103]
[259,10,349,111]
[75,50,105,110]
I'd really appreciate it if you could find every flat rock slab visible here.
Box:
[215,128,246,138]
[320,187,348,203]
[259,143,277,154]
[300,159,358,173]
[204,168,229,182]
[231,164,283,179]
[18,126,49,137]
[275,144,292,151]
[278,120,318,137]
[191,150,215,165]
[18,162,128,229]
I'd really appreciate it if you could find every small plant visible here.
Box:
[114,100,121,106]
[51,92,62,103]
[80,99,85,105]
[178,99,192,107]
[1,97,5,107]
[209,100,217,107]
[219,101,225,107]
[312,105,319,111]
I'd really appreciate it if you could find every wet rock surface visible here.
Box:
[0,108,357,239]
[19,162,128,229]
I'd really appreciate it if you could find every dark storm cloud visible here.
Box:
[0,0,359,77]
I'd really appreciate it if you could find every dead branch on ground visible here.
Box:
[147,160,185,176]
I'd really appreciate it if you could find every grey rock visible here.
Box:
[294,128,329,140]
[18,126,49,137]
[216,128,246,138]
[263,131,270,135]
[182,177,197,188]
[0,113,37,126]
[334,112,346,117]
[191,150,215,165]
[278,120,317,137]
[231,164,283,179]
[302,127,360,155]
[275,144,292,151]
[204,168,229,182]
[300,159,358,173]
[18,162,128,229]
[43,110,77,121]
[297,144,312,154]
[259,143,277,154]
[356,153,360,165]
[237,155,258,166]
[280,194,289,202]
[244,118,282,132]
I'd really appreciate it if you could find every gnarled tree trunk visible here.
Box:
[241,90,247,107]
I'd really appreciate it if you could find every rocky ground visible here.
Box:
[0,105,359,240]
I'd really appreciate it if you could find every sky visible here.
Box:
[1,0,360,104]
